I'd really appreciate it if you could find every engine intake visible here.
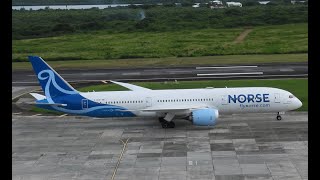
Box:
[191,108,219,126]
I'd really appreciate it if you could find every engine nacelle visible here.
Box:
[191,108,219,126]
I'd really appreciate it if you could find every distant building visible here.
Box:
[291,0,306,4]
[209,0,225,8]
[226,2,242,7]
[258,1,270,4]
[209,0,223,5]
[192,3,200,7]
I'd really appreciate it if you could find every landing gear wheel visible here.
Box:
[276,115,282,121]
[168,121,175,128]
[276,112,282,121]
[159,117,165,123]
[160,120,175,128]
[162,122,168,128]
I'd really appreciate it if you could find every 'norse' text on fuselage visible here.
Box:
[228,94,270,103]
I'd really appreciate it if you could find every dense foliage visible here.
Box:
[13,0,203,5]
[13,0,307,5]
[13,5,307,39]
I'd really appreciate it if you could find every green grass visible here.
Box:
[12,53,307,71]
[31,106,64,115]
[12,6,307,40]
[12,23,308,63]
[78,78,308,111]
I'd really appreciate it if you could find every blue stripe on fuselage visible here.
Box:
[36,94,136,118]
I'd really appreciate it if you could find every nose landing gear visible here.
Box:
[276,112,284,120]
[276,115,282,120]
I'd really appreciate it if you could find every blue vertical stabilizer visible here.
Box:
[28,56,78,100]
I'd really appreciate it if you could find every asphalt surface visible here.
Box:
[12,112,308,180]
[12,63,308,86]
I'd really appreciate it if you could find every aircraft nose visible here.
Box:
[296,98,302,109]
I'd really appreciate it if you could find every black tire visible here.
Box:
[276,115,282,121]
[162,122,168,128]
[159,117,165,123]
[169,121,175,128]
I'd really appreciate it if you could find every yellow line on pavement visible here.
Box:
[111,138,130,180]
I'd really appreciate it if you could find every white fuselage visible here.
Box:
[29,56,303,126]
[80,87,302,118]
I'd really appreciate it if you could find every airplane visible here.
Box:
[28,56,302,128]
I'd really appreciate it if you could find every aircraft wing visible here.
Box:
[141,104,211,112]
[120,104,212,112]
[110,81,151,91]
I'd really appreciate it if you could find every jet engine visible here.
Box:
[190,108,219,126]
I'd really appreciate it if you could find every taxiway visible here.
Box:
[13,112,308,180]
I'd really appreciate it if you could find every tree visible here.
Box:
[242,0,260,6]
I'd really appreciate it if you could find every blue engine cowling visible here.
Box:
[191,108,219,126]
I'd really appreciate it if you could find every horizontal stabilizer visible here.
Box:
[30,93,46,100]
[27,102,67,107]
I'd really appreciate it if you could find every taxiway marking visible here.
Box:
[111,138,130,180]
[196,65,258,69]
[197,72,263,76]
[58,114,68,118]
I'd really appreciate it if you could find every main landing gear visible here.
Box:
[159,117,175,128]
[276,112,282,121]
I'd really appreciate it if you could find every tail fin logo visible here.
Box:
[28,56,78,101]
[38,69,78,103]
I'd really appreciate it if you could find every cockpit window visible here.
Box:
[289,95,294,98]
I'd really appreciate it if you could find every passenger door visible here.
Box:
[145,97,152,108]
[274,93,280,103]
[221,95,228,105]
[82,99,89,109]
